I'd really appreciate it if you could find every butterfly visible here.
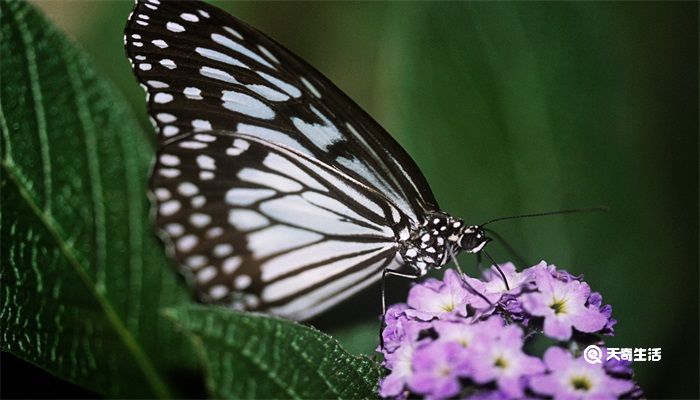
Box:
[124,0,493,321]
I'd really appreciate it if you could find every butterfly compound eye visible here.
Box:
[459,226,491,254]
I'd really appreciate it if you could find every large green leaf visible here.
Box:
[0,2,199,397]
[165,305,382,399]
[1,3,385,399]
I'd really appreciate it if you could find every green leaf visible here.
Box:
[166,305,382,399]
[0,2,199,397]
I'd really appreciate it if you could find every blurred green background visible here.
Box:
[25,1,699,398]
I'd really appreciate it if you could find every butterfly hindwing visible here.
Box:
[125,0,438,220]
[152,131,407,320]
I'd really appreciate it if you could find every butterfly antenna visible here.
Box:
[483,228,528,267]
[482,250,510,291]
[481,206,608,226]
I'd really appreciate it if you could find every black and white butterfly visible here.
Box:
[124,0,492,321]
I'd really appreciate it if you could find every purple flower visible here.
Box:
[602,349,634,379]
[432,318,487,348]
[465,262,538,310]
[588,292,617,336]
[406,269,473,320]
[522,269,608,340]
[407,340,470,399]
[530,347,635,400]
[377,261,639,399]
[466,389,513,400]
[380,304,429,354]
[466,319,545,398]
[379,342,415,399]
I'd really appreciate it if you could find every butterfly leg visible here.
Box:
[379,268,420,349]
[448,248,494,307]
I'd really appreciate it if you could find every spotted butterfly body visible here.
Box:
[125,0,489,320]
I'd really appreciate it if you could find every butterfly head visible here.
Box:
[458,225,491,254]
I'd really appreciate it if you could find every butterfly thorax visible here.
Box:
[399,212,491,276]
[399,212,463,275]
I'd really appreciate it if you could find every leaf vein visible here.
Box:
[13,4,52,212]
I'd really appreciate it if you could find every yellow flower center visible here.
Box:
[493,356,508,369]
[570,376,592,391]
[549,298,567,315]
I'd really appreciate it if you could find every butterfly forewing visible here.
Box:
[153,132,406,320]
[125,0,438,219]
[125,0,441,319]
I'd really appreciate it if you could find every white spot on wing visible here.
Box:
[184,87,203,100]
[257,71,302,98]
[194,134,216,142]
[245,84,289,102]
[166,22,185,32]
[159,168,180,178]
[154,93,173,104]
[160,59,176,69]
[211,33,274,69]
[180,13,199,22]
[197,266,217,283]
[163,126,179,137]
[235,275,252,289]
[196,47,249,69]
[186,255,207,269]
[223,26,243,40]
[291,106,342,150]
[164,223,183,237]
[179,141,207,149]
[191,195,206,208]
[213,244,233,258]
[200,66,239,84]
[189,213,211,227]
[192,119,212,131]
[196,155,216,170]
[221,90,275,119]
[159,154,180,166]
[157,113,176,123]
[177,235,198,252]
[178,182,198,196]
[222,256,242,273]
[206,227,223,238]
[147,80,168,88]
[300,77,321,98]
[154,188,170,200]
[257,45,279,64]
[209,285,229,299]
[152,39,168,48]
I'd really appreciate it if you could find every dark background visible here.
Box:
[3,1,698,398]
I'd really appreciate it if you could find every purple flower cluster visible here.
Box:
[378,261,641,399]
